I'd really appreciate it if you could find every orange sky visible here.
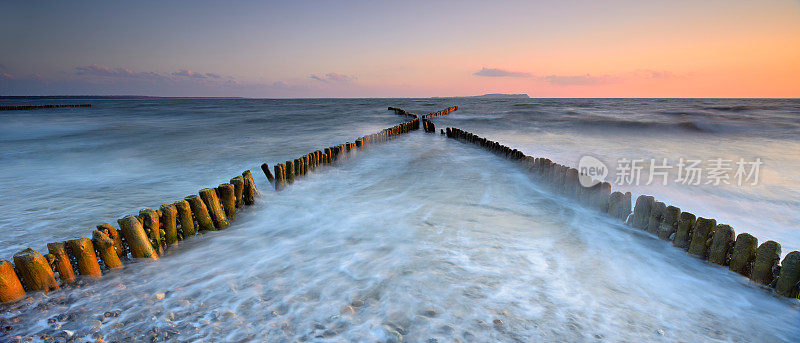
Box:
[1,0,798,97]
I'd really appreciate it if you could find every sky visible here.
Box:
[1,0,798,98]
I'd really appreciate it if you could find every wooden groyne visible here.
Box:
[0,105,457,304]
[0,104,91,111]
[444,126,800,300]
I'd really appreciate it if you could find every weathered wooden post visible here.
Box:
[628,195,654,229]
[260,163,275,184]
[273,164,286,190]
[199,188,229,229]
[750,241,781,286]
[138,208,162,254]
[707,224,735,266]
[688,217,716,258]
[285,160,295,183]
[672,212,697,249]
[216,183,236,220]
[96,223,125,258]
[242,170,257,204]
[67,238,102,279]
[13,248,59,293]
[729,233,758,277]
[230,176,245,207]
[645,201,666,235]
[174,200,196,238]
[160,203,178,246]
[185,195,215,231]
[657,206,681,240]
[0,260,25,303]
[774,251,800,298]
[92,230,123,270]
[117,215,158,260]
[46,242,75,284]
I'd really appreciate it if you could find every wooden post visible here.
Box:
[185,195,215,231]
[645,201,666,235]
[688,217,716,258]
[242,170,257,205]
[260,163,275,183]
[199,188,229,229]
[96,223,125,259]
[0,260,25,303]
[657,206,681,240]
[750,240,781,285]
[216,183,236,220]
[230,176,245,207]
[46,242,75,284]
[775,251,800,298]
[273,164,285,190]
[672,212,697,250]
[160,203,178,246]
[729,233,758,277]
[139,208,163,254]
[174,200,196,238]
[285,160,295,183]
[707,224,735,266]
[629,195,654,229]
[117,215,158,260]
[92,230,123,270]
[67,238,102,279]
[13,248,59,293]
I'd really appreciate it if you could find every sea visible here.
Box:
[0,98,798,341]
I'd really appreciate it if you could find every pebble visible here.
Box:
[422,309,438,317]
[154,293,166,300]
[340,306,355,315]
[492,318,503,325]
[657,329,665,336]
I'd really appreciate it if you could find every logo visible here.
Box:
[578,155,608,187]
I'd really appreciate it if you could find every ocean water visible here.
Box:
[0,98,798,341]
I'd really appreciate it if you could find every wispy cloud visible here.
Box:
[473,67,531,78]
[540,74,617,86]
[76,63,166,80]
[172,69,222,79]
[309,72,357,83]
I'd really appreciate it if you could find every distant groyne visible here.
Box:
[0,104,92,111]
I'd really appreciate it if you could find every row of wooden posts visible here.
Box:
[0,104,92,111]
[0,170,258,303]
[0,106,458,305]
[445,126,800,300]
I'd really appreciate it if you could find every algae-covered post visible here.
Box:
[92,230,123,270]
[174,200,196,238]
[750,241,781,286]
[774,251,800,298]
[118,215,158,260]
[0,260,26,303]
[96,223,125,258]
[46,242,76,284]
[13,248,59,293]
[707,224,735,266]
[199,188,229,229]
[242,170,257,204]
[185,195,215,231]
[230,176,245,207]
[260,163,275,184]
[67,238,102,279]
[160,203,179,246]
[138,208,162,254]
[729,233,758,277]
[216,183,237,221]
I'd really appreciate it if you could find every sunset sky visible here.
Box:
[1,0,798,98]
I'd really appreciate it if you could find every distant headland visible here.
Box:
[468,93,530,99]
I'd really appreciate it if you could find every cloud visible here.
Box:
[172,69,222,79]
[540,74,617,86]
[76,63,166,80]
[309,72,357,83]
[0,72,13,80]
[473,67,531,78]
